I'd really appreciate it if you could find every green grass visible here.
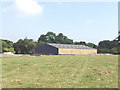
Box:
[2,55,118,88]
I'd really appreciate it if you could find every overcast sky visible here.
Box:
[1,0,118,45]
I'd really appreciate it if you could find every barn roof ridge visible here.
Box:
[46,43,96,49]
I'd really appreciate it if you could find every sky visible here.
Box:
[1,0,118,45]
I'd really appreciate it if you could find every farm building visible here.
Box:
[35,43,97,55]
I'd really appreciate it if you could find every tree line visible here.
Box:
[1,31,119,54]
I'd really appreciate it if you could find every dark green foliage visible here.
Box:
[74,41,86,45]
[97,49,110,53]
[3,48,15,53]
[14,38,36,54]
[36,41,46,47]
[110,48,118,54]
[79,41,86,45]
[38,32,73,44]
[38,32,56,43]
[98,40,117,49]
[1,39,15,53]
[46,32,56,43]
[38,34,47,42]
[97,40,119,54]
[74,42,97,49]
[55,33,73,44]
[2,39,14,48]
[86,43,97,49]
[74,41,80,45]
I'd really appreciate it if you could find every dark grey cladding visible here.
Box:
[47,43,96,50]
[35,44,58,55]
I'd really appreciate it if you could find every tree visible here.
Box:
[2,40,8,48]
[79,41,86,45]
[3,48,15,53]
[38,34,47,43]
[36,41,46,47]
[97,40,118,54]
[38,32,73,44]
[1,39,15,53]
[55,33,65,44]
[46,32,56,43]
[55,33,73,44]
[98,40,117,49]
[74,41,86,45]
[38,32,56,43]
[86,43,97,49]
[14,38,36,54]
[97,49,110,53]
[110,48,118,54]
[74,41,80,45]
[64,38,73,44]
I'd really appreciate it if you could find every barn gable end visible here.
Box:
[35,44,58,55]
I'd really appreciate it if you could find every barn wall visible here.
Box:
[58,48,97,55]
[35,44,58,55]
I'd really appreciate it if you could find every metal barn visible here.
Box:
[35,43,97,55]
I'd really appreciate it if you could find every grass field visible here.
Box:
[2,55,118,88]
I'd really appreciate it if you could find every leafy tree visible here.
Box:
[110,48,118,54]
[3,48,15,53]
[79,41,86,45]
[38,32,73,44]
[55,33,65,44]
[38,32,56,43]
[86,43,97,49]
[38,34,47,43]
[74,41,80,45]
[97,49,110,53]
[64,38,73,44]
[2,41,8,48]
[1,39,15,53]
[37,41,46,47]
[14,38,36,54]
[74,41,86,45]
[97,40,118,54]
[98,40,117,49]
[55,33,73,44]
[46,32,56,43]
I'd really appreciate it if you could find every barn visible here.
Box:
[35,43,97,55]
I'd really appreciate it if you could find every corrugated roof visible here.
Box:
[47,43,96,49]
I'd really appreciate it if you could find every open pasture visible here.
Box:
[2,55,118,88]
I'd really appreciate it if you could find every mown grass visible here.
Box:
[2,55,118,88]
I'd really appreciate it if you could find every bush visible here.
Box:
[97,49,110,53]
[3,48,15,54]
[110,47,120,54]
[9,48,15,54]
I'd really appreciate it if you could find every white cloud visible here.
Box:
[2,0,43,16]
[15,0,43,15]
